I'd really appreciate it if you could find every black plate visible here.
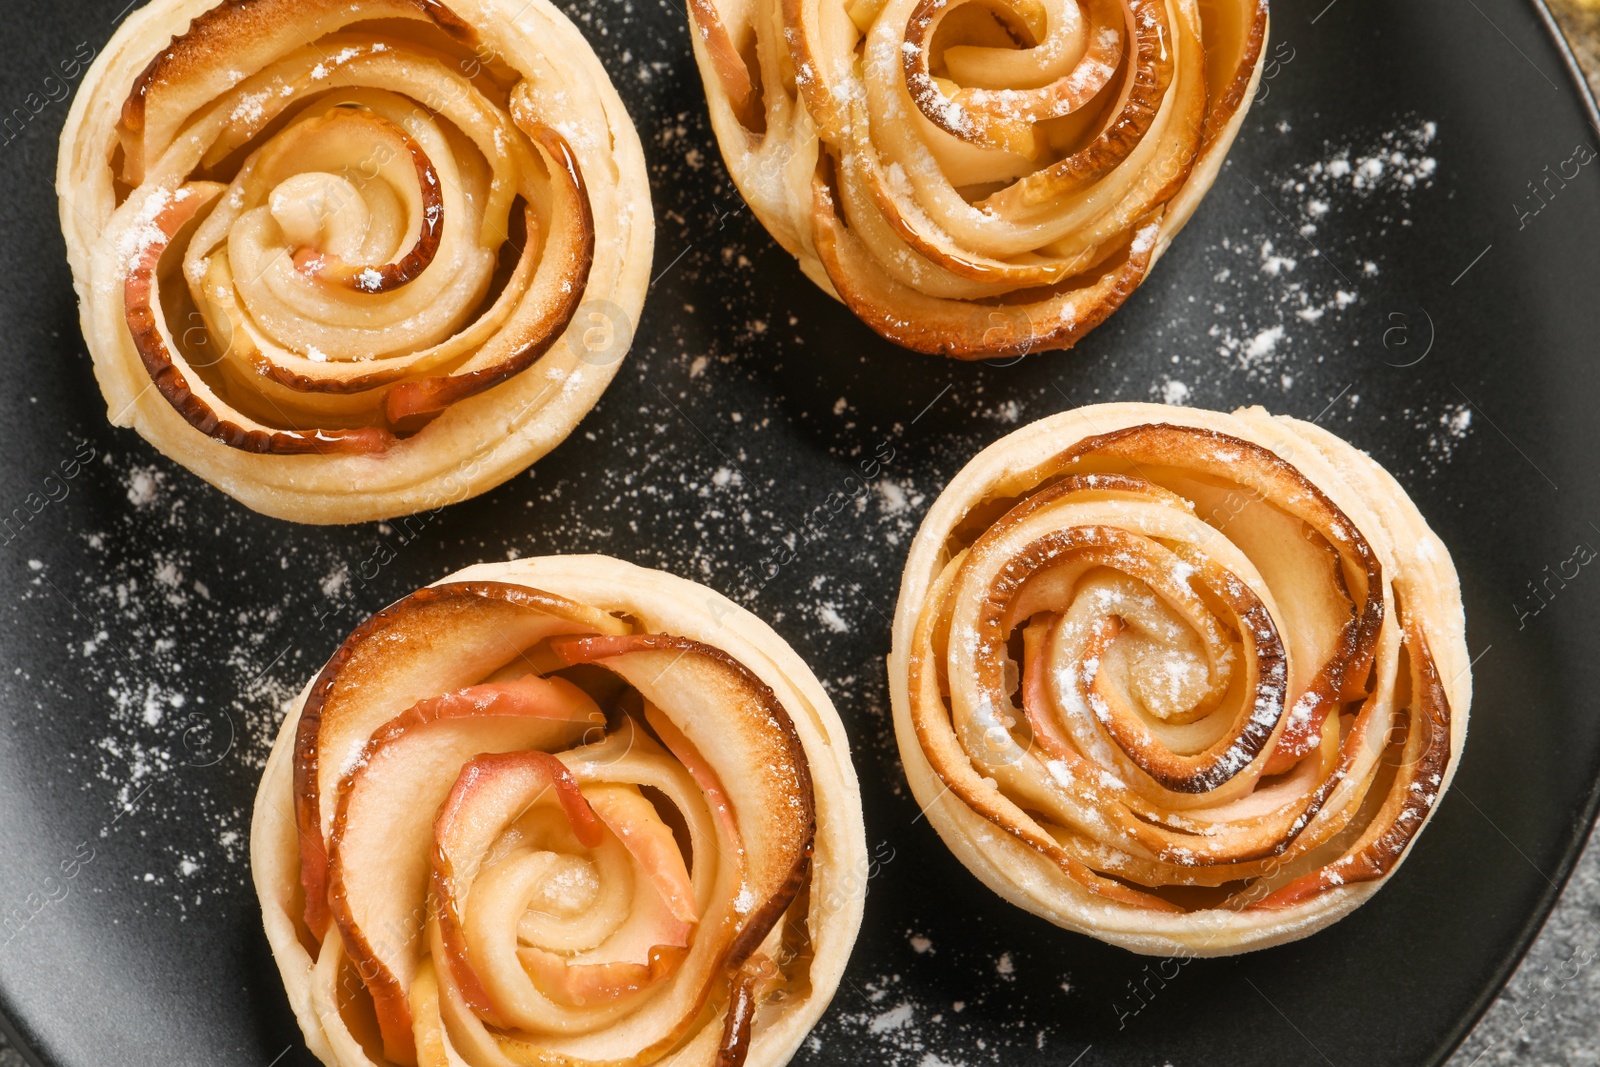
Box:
[3,0,1599,1064]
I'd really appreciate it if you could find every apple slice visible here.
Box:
[518,945,691,1011]
[382,119,594,435]
[550,635,812,922]
[641,701,743,865]
[328,673,601,1065]
[121,180,394,456]
[442,778,703,1039]
[431,751,602,1024]
[119,0,470,183]
[407,958,451,1067]
[294,582,627,938]
[1250,617,1453,911]
[550,634,815,1063]
[1020,615,1078,765]
[515,787,696,1009]
[587,785,698,927]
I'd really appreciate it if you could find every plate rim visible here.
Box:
[1424,9,1600,1063]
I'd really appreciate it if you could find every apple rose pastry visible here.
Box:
[253,556,867,1067]
[58,0,651,522]
[687,0,1267,357]
[889,403,1470,954]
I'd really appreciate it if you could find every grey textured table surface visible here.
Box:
[4,2,1600,1066]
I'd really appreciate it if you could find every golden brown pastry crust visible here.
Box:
[59,0,652,522]
[253,555,867,1067]
[687,0,1267,358]
[889,403,1469,954]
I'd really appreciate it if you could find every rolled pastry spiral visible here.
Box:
[59,0,651,522]
[889,404,1469,954]
[687,0,1267,357]
[254,556,867,1067]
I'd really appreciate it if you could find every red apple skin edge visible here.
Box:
[548,633,817,1067]
[431,751,602,1027]
[327,674,601,1065]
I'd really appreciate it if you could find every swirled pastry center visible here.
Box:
[112,0,596,454]
[291,582,816,1067]
[909,422,1453,915]
[689,0,1267,356]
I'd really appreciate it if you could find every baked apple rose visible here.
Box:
[253,556,867,1067]
[687,0,1267,357]
[889,404,1470,954]
[58,0,651,522]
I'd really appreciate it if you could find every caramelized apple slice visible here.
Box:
[550,634,815,1062]
[430,746,737,1062]
[382,120,594,434]
[119,0,472,183]
[551,635,814,934]
[514,787,696,1008]
[328,674,601,1064]
[294,582,627,936]
[431,751,604,1021]
[122,181,395,456]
